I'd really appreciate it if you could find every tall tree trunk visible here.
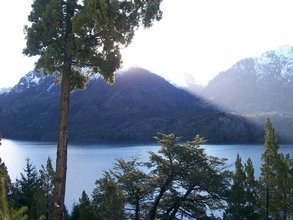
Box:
[53,62,71,220]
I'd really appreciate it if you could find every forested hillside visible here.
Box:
[0,68,259,143]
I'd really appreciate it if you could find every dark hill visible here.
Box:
[0,68,259,142]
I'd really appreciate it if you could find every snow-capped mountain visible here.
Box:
[253,44,293,81]
[9,71,60,94]
[0,87,11,95]
[200,45,293,142]
[203,45,293,114]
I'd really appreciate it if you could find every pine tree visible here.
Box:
[244,158,258,219]
[39,157,55,220]
[70,204,80,220]
[24,1,163,218]
[272,153,293,219]
[224,154,246,220]
[77,191,94,220]
[10,158,41,219]
[224,156,260,220]
[92,173,125,220]
[259,118,280,220]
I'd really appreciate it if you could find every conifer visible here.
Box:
[24,1,163,218]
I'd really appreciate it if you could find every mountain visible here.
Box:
[0,71,60,139]
[0,68,258,143]
[201,45,293,141]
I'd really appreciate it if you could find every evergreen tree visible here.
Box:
[224,156,260,220]
[39,157,55,220]
[224,154,246,220]
[112,156,151,220]
[259,118,280,220]
[10,158,42,219]
[244,158,259,219]
[92,173,125,220]
[77,191,94,220]
[24,1,163,218]
[272,153,293,219]
[68,191,94,220]
[69,204,80,220]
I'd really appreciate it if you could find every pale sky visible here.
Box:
[1,0,293,88]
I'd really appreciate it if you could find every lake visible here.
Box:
[0,139,292,212]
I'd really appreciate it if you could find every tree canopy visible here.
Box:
[24,0,163,84]
[24,1,163,218]
[76,133,230,220]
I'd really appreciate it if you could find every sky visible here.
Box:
[1,0,293,88]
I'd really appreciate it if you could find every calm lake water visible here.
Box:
[0,139,292,211]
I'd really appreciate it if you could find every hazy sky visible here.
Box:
[1,0,293,88]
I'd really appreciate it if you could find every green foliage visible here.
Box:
[70,70,89,91]
[244,158,258,219]
[255,118,293,219]
[224,119,293,220]
[272,153,293,219]
[147,134,229,219]
[224,154,246,219]
[0,177,9,220]
[10,158,55,220]
[92,173,125,220]
[10,158,40,219]
[259,119,281,219]
[224,156,259,220]
[38,157,55,220]
[24,0,163,86]
[70,204,80,220]
[24,1,163,217]
[78,191,94,220]
[112,155,151,220]
[0,158,10,209]
[71,191,95,220]
[0,204,28,220]
[0,133,229,219]
[5,123,293,219]
[0,158,28,220]
[78,133,229,220]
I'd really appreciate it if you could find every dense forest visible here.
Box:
[0,119,292,219]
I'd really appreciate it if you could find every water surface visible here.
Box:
[0,139,292,210]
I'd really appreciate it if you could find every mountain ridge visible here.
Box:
[0,67,259,143]
[199,45,293,141]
